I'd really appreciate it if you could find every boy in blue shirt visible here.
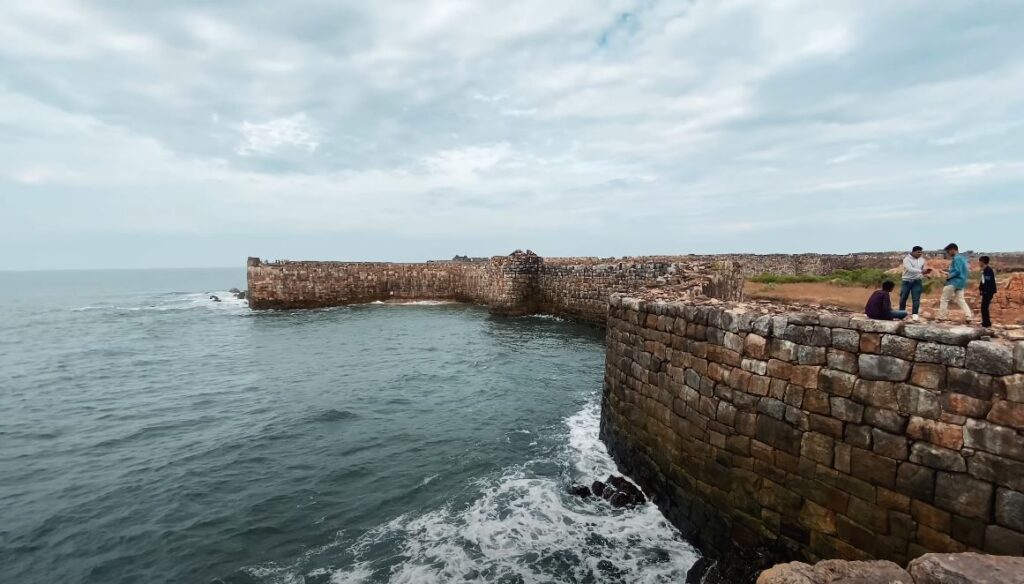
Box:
[938,243,973,323]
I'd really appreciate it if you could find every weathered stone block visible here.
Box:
[844,423,873,448]
[910,363,946,390]
[896,384,940,419]
[741,358,769,376]
[809,413,843,438]
[784,324,832,347]
[758,397,786,420]
[831,397,864,423]
[819,369,857,397]
[907,417,963,450]
[770,338,797,362]
[966,341,1015,376]
[860,333,881,354]
[940,392,991,418]
[853,379,897,408]
[881,334,917,360]
[967,451,1024,492]
[744,333,768,359]
[802,432,835,466]
[851,447,897,488]
[909,552,1024,584]
[826,349,858,374]
[934,471,993,521]
[988,400,1024,429]
[871,428,908,460]
[947,367,996,400]
[757,560,911,584]
[995,488,1024,533]
[851,318,904,334]
[756,415,803,456]
[897,462,936,502]
[749,375,771,397]
[911,499,950,531]
[1003,374,1024,403]
[964,418,1024,461]
[724,331,745,353]
[804,389,830,415]
[916,343,966,367]
[783,384,804,408]
[985,524,1024,556]
[909,442,966,472]
[903,324,982,346]
[858,354,911,382]
[796,345,827,365]
[791,365,821,389]
[863,406,908,434]
[1016,342,1024,373]
[831,328,860,352]
[835,443,852,473]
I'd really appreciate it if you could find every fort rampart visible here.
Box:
[246,252,745,322]
[600,294,1024,574]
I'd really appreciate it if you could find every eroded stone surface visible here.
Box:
[907,552,1024,584]
[757,559,912,583]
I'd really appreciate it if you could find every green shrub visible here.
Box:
[751,269,945,291]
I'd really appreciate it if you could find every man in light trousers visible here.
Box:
[938,242,973,323]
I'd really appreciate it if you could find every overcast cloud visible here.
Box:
[2,0,1023,269]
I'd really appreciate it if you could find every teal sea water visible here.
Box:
[0,269,696,584]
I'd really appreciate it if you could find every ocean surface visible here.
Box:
[0,269,697,584]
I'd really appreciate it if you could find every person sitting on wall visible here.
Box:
[865,281,908,320]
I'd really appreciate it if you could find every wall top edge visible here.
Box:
[610,293,1024,349]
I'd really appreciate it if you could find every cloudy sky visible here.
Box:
[2,0,1023,269]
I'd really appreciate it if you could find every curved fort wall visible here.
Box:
[600,294,1024,569]
[246,252,744,320]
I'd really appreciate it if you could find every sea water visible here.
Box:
[0,269,697,583]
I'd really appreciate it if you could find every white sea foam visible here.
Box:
[71,290,250,314]
[326,401,697,584]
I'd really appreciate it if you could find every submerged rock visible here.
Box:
[229,287,241,294]
[210,295,221,302]
[235,291,247,300]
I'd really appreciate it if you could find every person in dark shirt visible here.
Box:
[865,281,908,320]
[979,255,997,327]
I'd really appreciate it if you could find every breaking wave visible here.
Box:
[247,403,697,583]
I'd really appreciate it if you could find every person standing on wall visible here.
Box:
[899,245,930,321]
[979,255,997,327]
[938,243,973,323]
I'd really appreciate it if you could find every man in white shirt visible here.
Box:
[899,246,931,321]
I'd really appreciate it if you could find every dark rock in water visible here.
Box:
[235,291,247,300]
[228,287,241,294]
[606,475,646,505]
[210,295,221,302]
[568,484,592,498]
[586,475,647,508]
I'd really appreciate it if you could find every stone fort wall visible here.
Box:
[601,294,1024,572]
[246,252,744,321]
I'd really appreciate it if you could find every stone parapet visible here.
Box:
[600,295,1024,575]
